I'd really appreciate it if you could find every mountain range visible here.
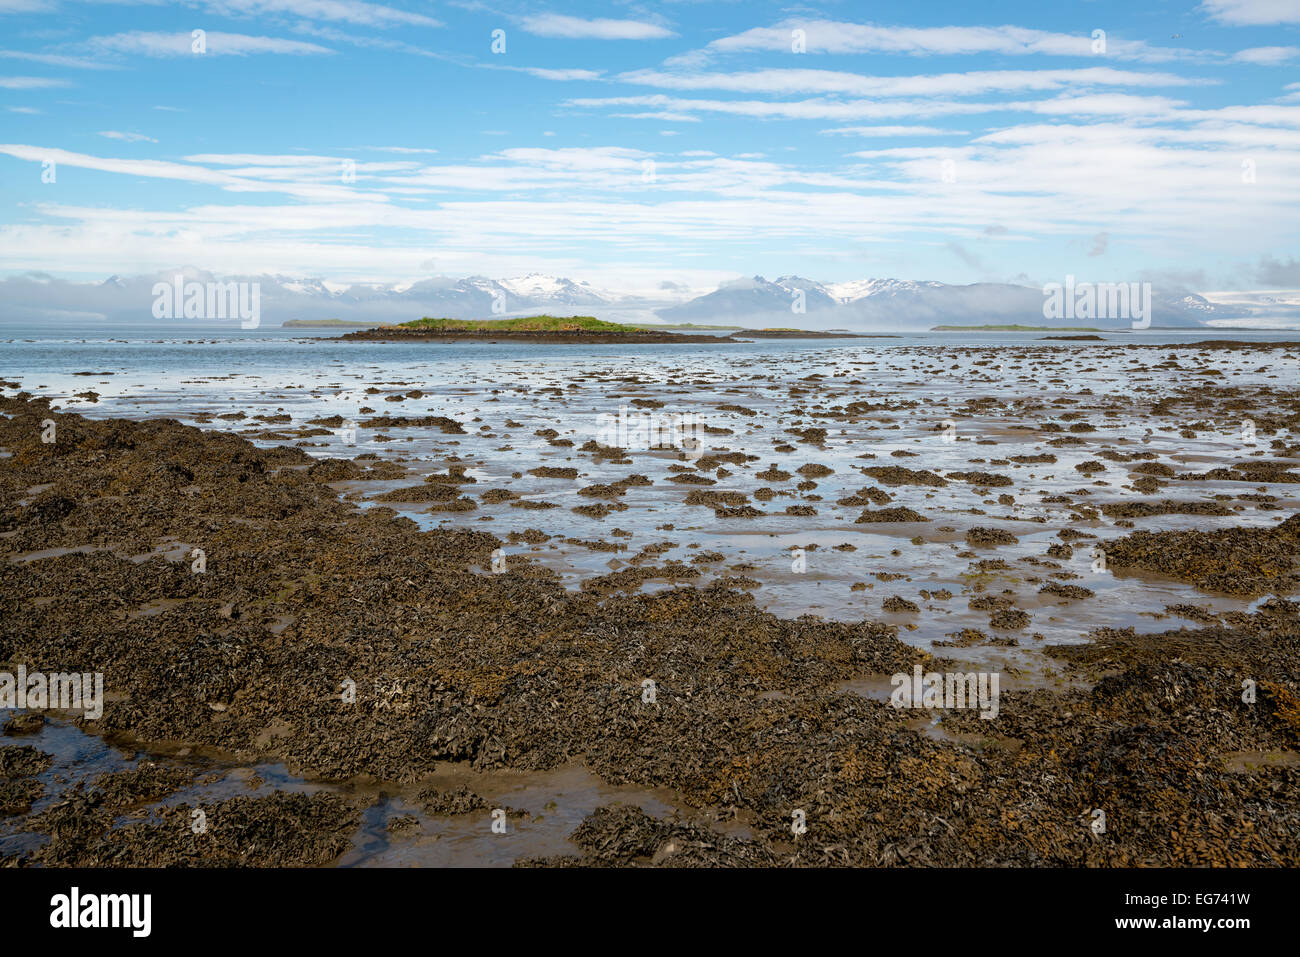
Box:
[656,275,1222,329]
[0,269,1288,331]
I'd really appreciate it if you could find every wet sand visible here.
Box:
[2,339,1299,866]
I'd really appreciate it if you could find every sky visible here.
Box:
[1,0,1298,297]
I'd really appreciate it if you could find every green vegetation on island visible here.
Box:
[332,314,886,343]
[398,315,627,333]
[338,314,738,344]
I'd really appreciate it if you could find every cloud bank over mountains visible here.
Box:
[2,269,1288,331]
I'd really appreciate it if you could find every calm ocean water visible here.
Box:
[3,322,1297,385]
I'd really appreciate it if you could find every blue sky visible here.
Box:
[1,0,1298,296]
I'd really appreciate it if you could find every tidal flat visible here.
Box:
[2,336,1299,867]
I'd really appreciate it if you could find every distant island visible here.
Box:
[333,315,902,343]
[286,318,744,332]
[932,323,1110,332]
[336,315,737,344]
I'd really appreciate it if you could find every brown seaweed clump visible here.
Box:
[1102,515,1300,595]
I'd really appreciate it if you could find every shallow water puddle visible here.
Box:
[335,763,707,868]
[0,718,727,867]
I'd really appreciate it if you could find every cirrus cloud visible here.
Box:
[0,75,69,88]
[519,14,675,41]
[1202,0,1300,26]
[86,31,333,57]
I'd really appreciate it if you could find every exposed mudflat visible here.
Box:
[2,339,1299,866]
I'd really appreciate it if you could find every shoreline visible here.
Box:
[3,346,1299,865]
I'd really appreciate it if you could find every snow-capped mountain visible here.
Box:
[0,269,1273,330]
[0,270,627,327]
[653,276,837,322]
[495,274,615,306]
[268,273,618,308]
[657,275,1222,329]
[1191,289,1300,328]
[279,278,353,297]
[1173,293,1217,314]
[823,278,945,303]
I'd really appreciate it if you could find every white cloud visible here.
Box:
[1174,104,1300,125]
[99,131,159,143]
[611,112,701,122]
[206,0,442,28]
[565,92,1186,122]
[0,144,371,201]
[617,66,1205,98]
[1233,46,1300,64]
[822,126,963,137]
[525,67,601,81]
[0,50,118,69]
[288,21,448,57]
[1202,0,1300,25]
[519,14,674,40]
[1015,93,1186,117]
[705,20,1195,63]
[492,65,603,81]
[0,75,69,88]
[353,146,440,154]
[184,153,355,165]
[5,133,1291,282]
[87,31,333,57]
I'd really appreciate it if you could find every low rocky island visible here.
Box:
[332,316,896,343]
[336,315,738,344]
